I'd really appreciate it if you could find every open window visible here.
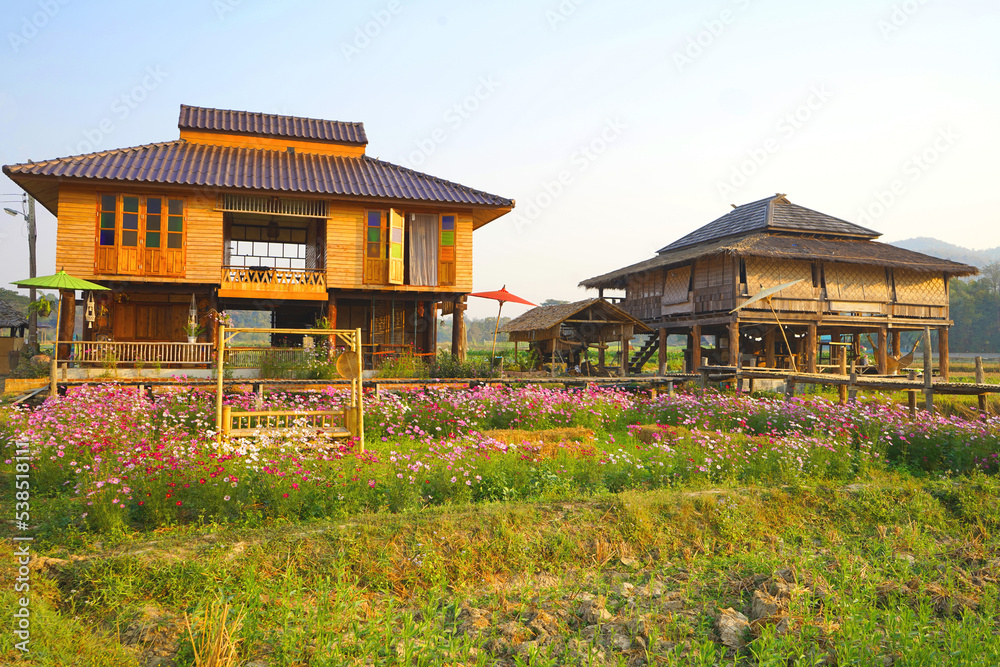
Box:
[365,210,458,287]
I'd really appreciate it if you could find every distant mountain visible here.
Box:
[890,237,1000,268]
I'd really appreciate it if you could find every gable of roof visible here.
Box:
[501,298,650,334]
[656,194,879,253]
[179,104,367,145]
[3,140,514,215]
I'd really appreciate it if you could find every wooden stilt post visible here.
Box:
[976,356,987,418]
[620,328,628,376]
[838,347,848,405]
[658,328,667,375]
[728,319,740,367]
[807,322,818,374]
[891,329,901,359]
[848,360,857,403]
[907,371,917,418]
[877,325,888,375]
[691,324,702,373]
[923,326,933,414]
[452,298,467,362]
[765,328,776,369]
[937,326,949,382]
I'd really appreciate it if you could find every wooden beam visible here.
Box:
[890,329,901,359]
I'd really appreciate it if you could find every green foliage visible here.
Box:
[950,266,1000,351]
[9,345,49,378]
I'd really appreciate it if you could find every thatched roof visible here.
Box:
[658,194,878,253]
[581,194,977,290]
[501,298,650,334]
[582,232,978,290]
[0,301,28,329]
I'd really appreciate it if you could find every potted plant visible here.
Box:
[184,320,205,343]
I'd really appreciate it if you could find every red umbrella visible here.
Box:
[469,285,537,360]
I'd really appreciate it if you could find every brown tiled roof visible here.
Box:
[656,194,879,253]
[3,141,513,208]
[179,104,367,145]
[580,232,978,290]
[0,301,27,329]
[501,298,650,334]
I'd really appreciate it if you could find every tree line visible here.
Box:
[949,262,1000,352]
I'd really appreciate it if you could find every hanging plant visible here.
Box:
[28,296,53,317]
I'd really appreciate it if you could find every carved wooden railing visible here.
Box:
[68,341,213,365]
[221,266,327,294]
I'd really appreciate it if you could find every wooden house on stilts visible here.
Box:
[580,194,977,378]
[3,105,513,369]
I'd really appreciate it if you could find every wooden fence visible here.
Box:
[66,340,213,365]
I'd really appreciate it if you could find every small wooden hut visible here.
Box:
[501,298,650,375]
[580,194,978,378]
[0,301,28,374]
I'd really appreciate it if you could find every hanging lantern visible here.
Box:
[85,292,96,329]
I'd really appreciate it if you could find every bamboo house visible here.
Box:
[580,194,977,378]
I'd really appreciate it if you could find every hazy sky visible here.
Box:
[2,0,998,318]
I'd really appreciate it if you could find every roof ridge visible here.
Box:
[179,104,365,130]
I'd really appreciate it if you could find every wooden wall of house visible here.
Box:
[325,205,474,293]
[56,184,223,284]
[692,254,736,313]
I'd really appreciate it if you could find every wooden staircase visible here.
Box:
[628,334,658,374]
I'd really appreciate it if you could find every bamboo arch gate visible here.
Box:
[214,326,364,450]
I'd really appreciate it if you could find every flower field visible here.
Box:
[2,383,999,535]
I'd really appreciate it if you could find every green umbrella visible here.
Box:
[11,270,110,360]
[12,270,110,292]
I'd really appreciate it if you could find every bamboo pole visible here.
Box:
[356,327,364,452]
[215,324,226,444]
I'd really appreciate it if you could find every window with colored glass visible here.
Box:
[98,194,117,246]
[167,199,184,249]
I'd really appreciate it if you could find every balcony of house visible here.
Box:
[218,211,328,301]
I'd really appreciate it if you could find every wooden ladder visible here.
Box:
[628,334,659,374]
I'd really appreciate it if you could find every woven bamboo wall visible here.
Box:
[825,263,888,301]
[744,258,814,299]
[662,266,691,304]
[894,269,947,305]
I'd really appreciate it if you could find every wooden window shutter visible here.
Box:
[439,214,456,286]
[387,208,405,285]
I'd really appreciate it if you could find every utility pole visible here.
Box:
[26,195,37,353]
[4,194,38,353]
